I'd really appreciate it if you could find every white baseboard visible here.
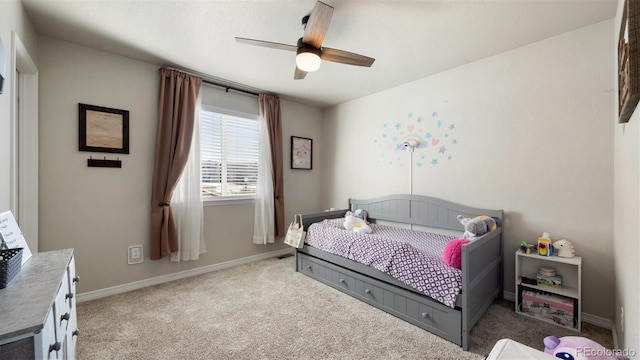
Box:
[503,290,613,330]
[77,248,295,303]
[582,312,613,330]
[503,290,515,302]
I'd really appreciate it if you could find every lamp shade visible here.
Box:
[296,47,321,72]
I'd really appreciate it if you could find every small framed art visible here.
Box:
[618,0,640,124]
[291,136,312,170]
[79,103,130,154]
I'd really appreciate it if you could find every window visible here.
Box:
[200,106,260,199]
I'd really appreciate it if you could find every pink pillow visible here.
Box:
[442,238,470,269]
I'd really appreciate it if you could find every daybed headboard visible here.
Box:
[349,194,503,232]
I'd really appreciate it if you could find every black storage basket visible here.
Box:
[0,248,23,289]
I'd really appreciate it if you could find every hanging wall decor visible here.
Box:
[374,109,458,169]
[291,136,312,170]
[79,103,130,154]
[618,0,640,124]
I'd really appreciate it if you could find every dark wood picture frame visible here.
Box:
[79,103,129,154]
[291,136,312,170]
[619,0,640,124]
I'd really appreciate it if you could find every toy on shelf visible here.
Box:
[520,241,536,254]
[553,239,576,258]
[537,232,553,257]
[523,291,573,327]
[537,266,562,288]
[544,335,629,359]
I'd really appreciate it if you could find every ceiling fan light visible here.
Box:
[296,47,321,72]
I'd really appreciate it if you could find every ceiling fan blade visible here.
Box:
[302,1,334,48]
[235,37,297,52]
[294,67,308,80]
[321,47,375,67]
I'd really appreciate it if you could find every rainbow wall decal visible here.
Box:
[374,110,458,168]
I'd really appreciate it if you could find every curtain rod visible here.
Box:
[202,80,259,97]
[162,66,262,97]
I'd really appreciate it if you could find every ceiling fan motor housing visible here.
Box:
[296,38,322,72]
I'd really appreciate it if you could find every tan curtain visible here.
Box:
[258,94,285,237]
[150,68,203,260]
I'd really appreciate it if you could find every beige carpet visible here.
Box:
[77,256,613,359]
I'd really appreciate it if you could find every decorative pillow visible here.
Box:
[442,238,470,269]
[343,215,372,234]
[457,215,498,238]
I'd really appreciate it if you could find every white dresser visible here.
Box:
[0,249,78,359]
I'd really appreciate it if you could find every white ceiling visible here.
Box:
[21,0,617,108]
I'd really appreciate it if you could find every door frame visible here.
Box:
[10,31,38,253]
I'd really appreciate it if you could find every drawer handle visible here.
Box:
[72,329,80,337]
[66,292,74,300]
[49,342,61,353]
[364,289,371,294]
[306,265,312,270]
[73,275,80,283]
[61,312,70,321]
[421,312,430,318]
[339,278,345,284]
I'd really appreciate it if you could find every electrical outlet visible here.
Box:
[128,245,143,265]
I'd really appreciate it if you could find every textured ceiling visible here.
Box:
[21,0,617,108]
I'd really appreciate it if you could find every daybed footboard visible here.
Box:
[297,209,349,228]
[461,228,503,350]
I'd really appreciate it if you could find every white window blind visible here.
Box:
[200,108,260,198]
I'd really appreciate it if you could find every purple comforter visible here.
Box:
[305,218,462,308]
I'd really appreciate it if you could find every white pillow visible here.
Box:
[344,215,372,234]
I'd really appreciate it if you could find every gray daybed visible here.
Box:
[294,194,503,351]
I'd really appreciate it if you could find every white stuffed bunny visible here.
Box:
[343,215,372,234]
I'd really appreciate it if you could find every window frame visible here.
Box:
[200,105,260,205]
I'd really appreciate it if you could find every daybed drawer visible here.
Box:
[298,254,358,296]
[357,274,461,343]
[297,252,462,345]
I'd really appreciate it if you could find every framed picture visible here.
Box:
[79,103,130,153]
[291,136,312,170]
[618,0,640,124]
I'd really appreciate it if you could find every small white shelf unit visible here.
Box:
[515,251,582,331]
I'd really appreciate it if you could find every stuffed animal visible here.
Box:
[457,215,497,238]
[442,239,470,269]
[343,215,372,234]
[544,336,628,360]
[553,239,575,258]
[353,209,368,222]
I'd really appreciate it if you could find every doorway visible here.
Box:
[10,31,38,253]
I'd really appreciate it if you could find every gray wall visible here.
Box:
[37,36,324,294]
[613,1,640,352]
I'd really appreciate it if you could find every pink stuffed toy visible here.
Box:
[544,336,629,360]
[442,239,470,269]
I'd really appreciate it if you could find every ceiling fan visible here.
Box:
[235,1,375,80]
